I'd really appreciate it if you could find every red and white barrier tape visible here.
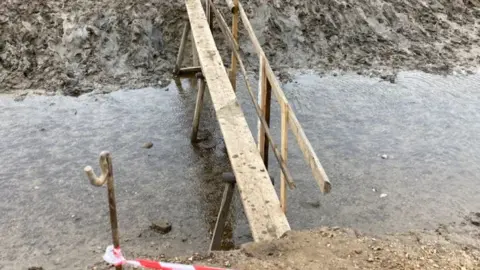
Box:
[103,245,231,270]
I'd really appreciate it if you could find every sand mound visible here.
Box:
[1,0,479,95]
[0,0,187,96]
[245,0,480,74]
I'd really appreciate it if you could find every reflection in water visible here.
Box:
[175,75,237,249]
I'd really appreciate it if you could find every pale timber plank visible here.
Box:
[185,0,290,241]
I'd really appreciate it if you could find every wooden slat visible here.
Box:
[174,23,191,74]
[238,3,332,194]
[258,59,271,167]
[229,0,240,91]
[185,0,290,241]
[257,56,264,146]
[288,110,331,193]
[178,66,202,75]
[280,102,288,213]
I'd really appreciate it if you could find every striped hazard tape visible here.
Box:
[103,245,232,270]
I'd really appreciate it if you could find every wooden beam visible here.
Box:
[191,73,206,142]
[288,110,331,193]
[238,3,331,194]
[173,23,191,75]
[185,0,290,241]
[280,103,288,213]
[209,181,235,251]
[178,66,202,76]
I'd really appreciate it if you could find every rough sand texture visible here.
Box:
[1,0,480,95]
[0,0,188,96]
[92,220,480,270]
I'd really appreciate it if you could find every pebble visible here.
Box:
[150,219,172,234]
[380,193,388,198]
[143,142,154,149]
[381,154,388,159]
[367,257,374,262]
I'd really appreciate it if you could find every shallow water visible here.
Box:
[1,71,480,269]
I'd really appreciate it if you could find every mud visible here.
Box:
[1,0,480,96]
[171,225,480,270]
[2,71,480,269]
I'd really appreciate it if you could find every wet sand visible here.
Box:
[1,71,480,268]
[1,0,479,95]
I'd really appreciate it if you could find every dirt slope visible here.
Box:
[1,0,480,96]
[91,217,480,270]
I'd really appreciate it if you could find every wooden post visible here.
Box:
[206,0,213,29]
[229,0,239,91]
[191,72,206,142]
[209,173,236,251]
[258,57,271,169]
[174,23,190,75]
[280,103,289,213]
[84,151,122,270]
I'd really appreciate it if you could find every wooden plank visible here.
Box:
[288,109,331,193]
[280,103,288,213]
[185,0,290,241]
[229,0,239,91]
[238,3,331,194]
[237,3,286,105]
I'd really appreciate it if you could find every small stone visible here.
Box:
[143,142,154,149]
[354,250,362,254]
[188,256,193,262]
[34,186,39,190]
[381,154,388,159]
[224,261,231,267]
[150,220,172,234]
[380,193,388,198]
[367,257,374,262]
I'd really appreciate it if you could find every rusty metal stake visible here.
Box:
[84,151,122,270]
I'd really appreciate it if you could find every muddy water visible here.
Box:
[1,71,480,269]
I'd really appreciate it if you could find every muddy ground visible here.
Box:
[1,0,480,96]
[2,0,480,269]
[92,223,480,270]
